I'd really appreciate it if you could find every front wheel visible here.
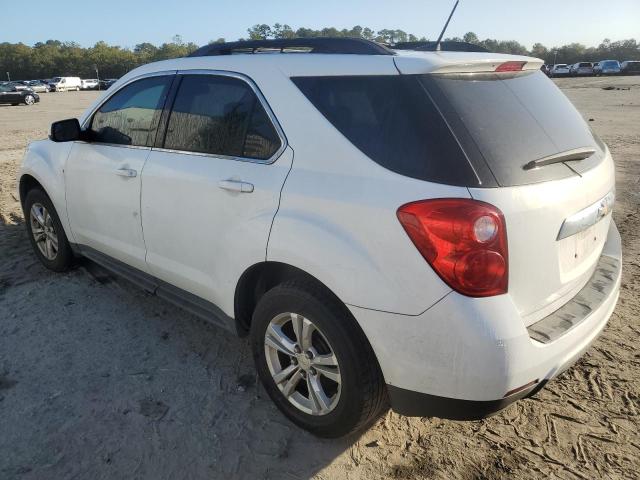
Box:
[251,281,387,438]
[24,94,35,105]
[23,188,74,271]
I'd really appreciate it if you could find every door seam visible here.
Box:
[265,146,295,261]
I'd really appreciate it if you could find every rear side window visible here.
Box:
[292,75,477,186]
[90,76,171,147]
[163,75,281,160]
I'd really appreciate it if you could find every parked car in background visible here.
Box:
[621,60,640,75]
[25,80,51,93]
[7,81,31,91]
[98,78,118,90]
[81,79,99,90]
[570,62,594,76]
[18,38,621,438]
[0,84,39,105]
[594,60,621,75]
[550,64,570,77]
[49,77,82,92]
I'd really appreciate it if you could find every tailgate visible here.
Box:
[469,155,615,325]
[396,61,616,323]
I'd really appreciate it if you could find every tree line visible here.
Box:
[1,25,638,80]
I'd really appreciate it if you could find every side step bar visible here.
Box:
[77,245,237,334]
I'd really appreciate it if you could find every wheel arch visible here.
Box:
[234,261,349,337]
[18,173,46,206]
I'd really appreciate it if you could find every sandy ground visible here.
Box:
[0,79,639,480]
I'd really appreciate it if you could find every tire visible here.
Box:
[23,188,74,272]
[250,280,387,438]
[24,94,35,106]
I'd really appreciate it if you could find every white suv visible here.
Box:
[18,38,621,438]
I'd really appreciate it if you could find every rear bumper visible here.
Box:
[387,382,544,420]
[349,221,621,419]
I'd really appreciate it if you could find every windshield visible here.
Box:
[602,61,618,67]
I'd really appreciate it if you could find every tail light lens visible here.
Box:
[495,61,526,72]
[397,199,508,297]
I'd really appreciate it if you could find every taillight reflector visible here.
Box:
[495,61,526,72]
[397,198,508,297]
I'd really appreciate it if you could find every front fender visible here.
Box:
[18,139,75,242]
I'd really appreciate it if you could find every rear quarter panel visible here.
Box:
[264,69,465,315]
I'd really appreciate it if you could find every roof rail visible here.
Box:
[188,38,395,57]
[393,41,488,53]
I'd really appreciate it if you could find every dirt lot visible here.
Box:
[1,78,639,480]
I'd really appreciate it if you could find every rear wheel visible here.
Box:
[24,188,73,271]
[251,280,387,438]
[24,94,35,105]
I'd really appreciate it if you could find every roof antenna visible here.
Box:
[435,0,461,51]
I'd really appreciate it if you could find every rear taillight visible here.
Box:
[495,61,526,72]
[397,199,508,297]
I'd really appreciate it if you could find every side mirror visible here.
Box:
[50,118,82,142]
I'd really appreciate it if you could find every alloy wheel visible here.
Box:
[264,312,341,416]
[30,203,58,260]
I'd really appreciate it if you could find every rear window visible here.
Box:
[421,70,604,186]
[292,75,478,186]
[579,63,592,67]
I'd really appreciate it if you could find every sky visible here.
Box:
[3,0,639,49]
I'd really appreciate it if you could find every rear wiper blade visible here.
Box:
[523,147,596,170]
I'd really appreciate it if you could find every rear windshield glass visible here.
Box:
[579,63,592,67]
[421,70,603,186]
[291,75,478,186]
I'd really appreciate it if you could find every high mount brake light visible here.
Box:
[495,61,526,72]
[397,198,508,297]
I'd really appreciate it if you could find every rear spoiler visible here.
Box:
[394,53,544,75]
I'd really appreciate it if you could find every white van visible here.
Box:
[49,77,82,92]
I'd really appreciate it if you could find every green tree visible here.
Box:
[530,42,548,60]
[247,24,272,40]
[463,32,480,44]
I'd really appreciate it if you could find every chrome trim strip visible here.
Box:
[74,141,151,151]
[150,147,281,164]
[557,190,615,240]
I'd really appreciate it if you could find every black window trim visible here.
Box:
[79,70,178,151]
[153,69,287,165]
